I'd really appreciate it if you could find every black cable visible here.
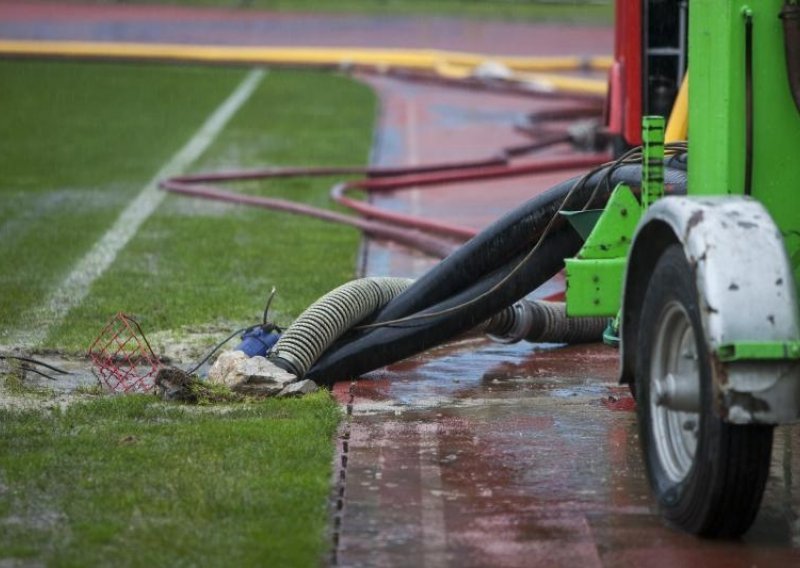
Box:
[185,326,252,376]
[121,314,160,362]
[19,365,58,381]
[357,148,672,329]
[262,286,278,327]
[0,355,71,375]
[184,290,283,376]
[581,142,687,212]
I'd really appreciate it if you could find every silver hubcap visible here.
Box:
[650,301,700,483]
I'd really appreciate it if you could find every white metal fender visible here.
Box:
[622,195,800,424]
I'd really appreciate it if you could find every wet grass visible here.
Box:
[1,60,374,565]
[92,0,613,24]
[0,392,341,566]
[47,66,372,350]
[0,61,374,351]
[0,60,246,346]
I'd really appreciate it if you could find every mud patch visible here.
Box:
[147,321,248,367]
[0,355,100,413]
[0,321,248,411]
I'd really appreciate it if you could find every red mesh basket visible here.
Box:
[88,313,160,393]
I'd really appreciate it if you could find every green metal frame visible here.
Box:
[690,0,800,363]
[641,116,665,209]
[565,0,799,348]
[690,0,800,297]
[565,184,641,317]
[718,341,800,362]
[564,116,661,318]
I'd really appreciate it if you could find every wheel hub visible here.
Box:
[650,301,701,483]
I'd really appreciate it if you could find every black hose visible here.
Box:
[305,228,578,384]
[306,161,687,384]
[744,10,754,196]
[368,163,686,324]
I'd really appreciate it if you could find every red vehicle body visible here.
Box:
[607,0,687,147]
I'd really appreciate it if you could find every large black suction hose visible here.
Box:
[305,227,579,384]
[303,162,687,385]
[370,163,686,324]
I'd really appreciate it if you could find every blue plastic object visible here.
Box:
[235,327,280,357]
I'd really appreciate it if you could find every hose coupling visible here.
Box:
[268,351,304,378]
[485,300,607,345]
[485,301,535,344]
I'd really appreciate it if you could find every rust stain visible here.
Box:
[684,209,705,240]
[711,352,730,389]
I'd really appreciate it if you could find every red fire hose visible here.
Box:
[160,153,609,257]
[160,96,611,260]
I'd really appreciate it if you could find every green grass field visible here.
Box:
[90,0,613,24]
[0,393,340,566]
[0,61,374,350]
[0,59,376,565]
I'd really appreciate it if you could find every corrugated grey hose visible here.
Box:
[483,300,608,344]
[270,277,413,378]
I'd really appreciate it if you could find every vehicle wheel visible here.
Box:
[635,244,773,537]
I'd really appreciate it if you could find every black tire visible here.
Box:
[635,244,774,537]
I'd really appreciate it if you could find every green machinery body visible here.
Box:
[691,0,800,289]
[567,0,799,322]
[561,0,800,537]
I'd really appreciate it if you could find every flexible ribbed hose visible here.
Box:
[270,277,413,377]
[484,300,607,344]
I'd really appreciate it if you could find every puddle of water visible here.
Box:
[0,322,243,410]
[355,340,622,412]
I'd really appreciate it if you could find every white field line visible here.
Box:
[9,68,266,348]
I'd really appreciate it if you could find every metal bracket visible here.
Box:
[565,258,627,317]
[717,341,800,362]
[565,183,642,317]
[641,115,665,208]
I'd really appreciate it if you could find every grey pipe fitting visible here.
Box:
[484,300,607,344]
